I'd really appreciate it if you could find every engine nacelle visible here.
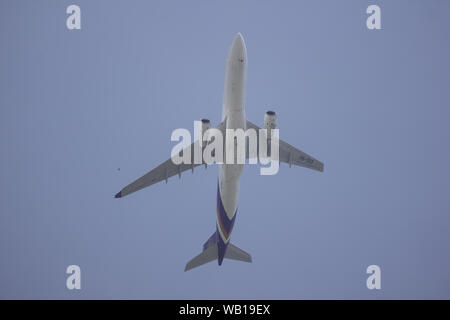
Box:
[200,118,211,145]
[264,111,277,138]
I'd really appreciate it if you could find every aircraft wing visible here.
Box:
[245,120,324,172]
[115,120,226,198]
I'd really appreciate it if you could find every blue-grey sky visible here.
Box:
[1,0,450,299]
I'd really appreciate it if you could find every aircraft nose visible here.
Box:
[229,33,247,63]
[234,32,244,45]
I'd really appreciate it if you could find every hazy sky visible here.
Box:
[1,0,450,299]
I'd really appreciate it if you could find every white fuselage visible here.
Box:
[217,33,247,244]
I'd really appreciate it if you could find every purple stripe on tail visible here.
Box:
[203,232,218,251]
[216,182,237,265]
[216,183,237,239]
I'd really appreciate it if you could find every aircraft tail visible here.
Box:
[184,232,252,271]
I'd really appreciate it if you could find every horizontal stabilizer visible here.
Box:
[184,244,218,272]
[184,241,252,271]
[225,243,252,263]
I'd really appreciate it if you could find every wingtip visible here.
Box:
[114,191,122,198]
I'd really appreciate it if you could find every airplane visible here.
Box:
[114,33,324,271]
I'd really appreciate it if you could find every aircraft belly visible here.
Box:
[216,33,247,261]
[222,32,247,121]
[218,167,241,220]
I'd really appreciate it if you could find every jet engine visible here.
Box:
[264,110,276,139]
[264,111,276,130]
[201,118,211,146]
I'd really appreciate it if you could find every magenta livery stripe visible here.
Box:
[216,182,236,240]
